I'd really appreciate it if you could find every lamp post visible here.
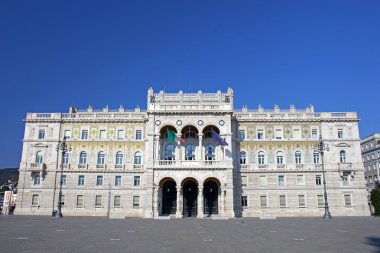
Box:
[54,138,71,218]
[317,135,332,220]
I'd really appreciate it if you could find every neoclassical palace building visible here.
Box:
[16,88,369,218]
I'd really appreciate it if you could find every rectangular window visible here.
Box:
[259,175,267,187]
[239,130,245,140]
[38,129,45,140]
[279,195,287,208]
[316,175,322,186]
[257,129,264,139]
[114,195,121,208]
[317,195,324,208]
[135,130,142,140]
[338,129,344,139]
[33,175,41,185]
[78,175,85,186]
[278,175,285,187]
[95,195,102,207]
[115,175,122,187]
[64,130,71,140]
[275,129,283,140]
[76,195,84,208]
[81,130,88,140]
[342,171,350,186]
[344,194,352,207]
[241,175,247,187]
[311,129,318,140]
[297,175,305,185]
[99,130,106,140]
[298,195,306,208]
[117,130,124,140]
[260,195,267,208]
[133,196,140,209]
[61,175,67,186]
[133,176,141,187]
[241,196,248,208]
[96,175,104,186]
[31,194,39,206]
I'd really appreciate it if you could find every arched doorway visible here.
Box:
[162,180,177,215]
[182,180,198,217]
[203,180,219,216]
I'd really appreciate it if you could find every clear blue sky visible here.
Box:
[1,0,379,168]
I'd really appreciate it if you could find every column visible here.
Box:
[197,187,204,218]
[154,136,160,162]
[156,187,162,217]
[198,135,203,161]
[176,186,182,218]
[220,187,226,216]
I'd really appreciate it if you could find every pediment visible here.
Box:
[33,143,48,148]
[335,142,350,148]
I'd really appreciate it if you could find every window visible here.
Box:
[81,130,88,140]
[276,151,284,164]
[115,175,122,187]
[35,151,43,164]
[76,195,84,208]
[298,195,306,208]
[278,175,285,187]
[275,129,283,140]
[31,194,39,206]
[64,130,71,140]
[185,144,195,160]
[205,144,215,161]
[78,175,85,186]
[239,130,245,140]
[258,151,265,164]
[134,152,142,165]
[117,130,124,140]
[114,195,121,208]
[241,175,247,187]
[99,130,106,140]
[133,196,140,209]
[95,195,102,207]
[297,175,305,185]
[344,194,352,207]
[295,151,302,164]
[135,130,142,140]
[338,129,343,139]
[240,151,246,164]
[313,152,320,164]
[96,175,104,186]
[61,175,67,186]
[259,175,267,186]
[279,195,287,208]
[115,152,123,165]
[33,174,41,185]
[369,176,373,183]
[63,152,69,164]
[241,196,248,208]
[38,129,45,140]
[316,175,322,186]
[340,150,347,163]
[79,152,87,164]
[165,144,175,160]
[260,195,267,208]
[317,195,324,208]
[134,176,141,187]
[342,172,350,186]
[311,129,318,140]
[97,152,105,165]
[257,129,264,139]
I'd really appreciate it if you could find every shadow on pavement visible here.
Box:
[367,237,380,253]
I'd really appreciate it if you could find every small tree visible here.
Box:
[370,189,380,216]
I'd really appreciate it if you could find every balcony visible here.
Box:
[29,163,46,172]
[96,164,106,169]
[338,163,354,176]
[239,163,323,172]
[154,160,227,169]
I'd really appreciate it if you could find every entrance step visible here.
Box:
[212,216,229,220]
[259,212,277,220]
[154,216,171,220]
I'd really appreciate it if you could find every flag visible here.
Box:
[212,129,228,146]
[167,128,185,143]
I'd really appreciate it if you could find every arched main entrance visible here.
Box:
[182,180,198,217]
[161,180,177,215]
[203,179,219,216]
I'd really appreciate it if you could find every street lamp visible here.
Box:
[54,138,71,218]
[316,135,332,220]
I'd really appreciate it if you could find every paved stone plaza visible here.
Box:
[0,216,379,253]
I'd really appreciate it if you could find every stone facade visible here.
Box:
[361,134,380,198]
[15,88,370,218]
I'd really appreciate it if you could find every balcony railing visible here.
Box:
[29,163,46,172]
[239,163,323,171]
[154,160,226,168]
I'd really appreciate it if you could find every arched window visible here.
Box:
[79,152,87,164]
[276,151,284,164]
[203,131,212,139]
[134,152,142,165]
[258,151,265,165]
[340,150,346,163]
[97,152,105,165]
[313,152,320,164]
[165,144,175,160]
[115,152,123,165]
[295,151,302,164]
[184,131,197,139]
[205,144,215,160]
[185,144,195,160]
[63,152,69,164]
[240,151,246,164]
[35,151,43,164]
